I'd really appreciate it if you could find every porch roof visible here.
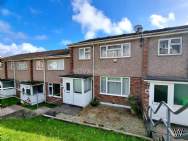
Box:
[144,76,188,82]
[0,79,14,82]
[60,74,92,79]
[20,81,43,86]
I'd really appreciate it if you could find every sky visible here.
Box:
[0,0,188,57]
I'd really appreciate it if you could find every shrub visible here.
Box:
[128,95,142,117]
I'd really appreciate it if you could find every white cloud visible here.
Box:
[34,35,48,40]
[72,0,133,39]
[0,42,46,57]
[29,7,42,15]
[150,12,175,28]
[0,8,21,19]
[60,39,72,45]
[0,20,27,41]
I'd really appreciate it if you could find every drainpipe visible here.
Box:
[13,61,16,90]
[92,43,95,100]
[43,59,47,102]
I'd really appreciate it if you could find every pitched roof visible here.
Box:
[2,48,69,61]
[69,25,188,46]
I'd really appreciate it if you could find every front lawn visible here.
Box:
[0,116,148,141]
[0,97,20,107]
[21,102,57,110]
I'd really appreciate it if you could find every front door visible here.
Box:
[63,78,74,105]
[149,82,170,120]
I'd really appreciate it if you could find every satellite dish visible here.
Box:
[134,25,143,33]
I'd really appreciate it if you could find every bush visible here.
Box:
[90,97,100,107]
[128,95,142,117]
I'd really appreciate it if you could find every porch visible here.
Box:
[20,81,45,105]
[0,79,16,98]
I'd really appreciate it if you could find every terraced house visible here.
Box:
[0,25,188,126]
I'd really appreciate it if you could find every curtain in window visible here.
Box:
[122,78,129,96]
[101,77,106,93]
[107,81,121,95]
[47,60,64,70]
[101,46,106,57]
[73,79,82,93]
[79,48,85,59]
[123,44,130,56]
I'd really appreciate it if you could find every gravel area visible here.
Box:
[53,104,146,136]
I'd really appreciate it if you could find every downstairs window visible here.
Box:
[100,76,130,97]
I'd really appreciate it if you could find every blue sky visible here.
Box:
[0,0,188,57]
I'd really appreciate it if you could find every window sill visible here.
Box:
[78,59,91,61]
[48,95,61,98]
[100,92,129,98]
[100,56,131,59]
[158,53,182,56]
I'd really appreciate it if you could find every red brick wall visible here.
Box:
[94,76,142,106]
[70,47,74,74]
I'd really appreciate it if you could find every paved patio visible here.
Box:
[0,105,24,117]
[44,104,146,136]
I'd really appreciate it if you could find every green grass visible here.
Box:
[21,102,57,110]
[0,116,148,141]
[0,97,20,107]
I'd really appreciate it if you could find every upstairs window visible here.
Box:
[158,37,182,55]
[47,59,64,70]
[16,62,28,70]
[100,43,131,58]
[79,47,91,60]
[36,60,44,70]
[10,62,15,70]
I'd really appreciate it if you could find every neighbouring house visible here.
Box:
[1,25,188,126]
[1,49,71,105]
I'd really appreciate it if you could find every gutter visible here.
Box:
[69,29,188,47]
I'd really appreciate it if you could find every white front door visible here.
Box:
[63,78,74,105]
[149,82,172,120]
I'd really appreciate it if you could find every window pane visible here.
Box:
[16,62,28,70]
[171,38,180,44]
[107,45,121,57]
[170,44,181,54]
[33,85,43,94]
[49,86,53,95]
[73,79,82,93]
[85,52,91,59]
[66,83,70,91]
[36,60,44,70]
[123,44,130,56]
[107,81,121,95]
[84,79,91,93]
[79,48,84,59]
[174,84,188,106]
[53,84,60,96]
[122,78,129,96]
[26,89,31,95]
[47,60,64,70]
[101,46,106,57]
[108,77,121,81]
[3,81,14,88]
[154,85,168,103]
[101,77,106,93]
[159,40,168,54]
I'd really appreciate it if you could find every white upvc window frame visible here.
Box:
[48,83,61,98]
[100,76,130,97]
[47,59,64,71]
[100,43,131,58]
[16,61,28,71]
[36,60,44,71]
[79,47,91,60]
[158,37,182,56]
[10,62,15,70]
